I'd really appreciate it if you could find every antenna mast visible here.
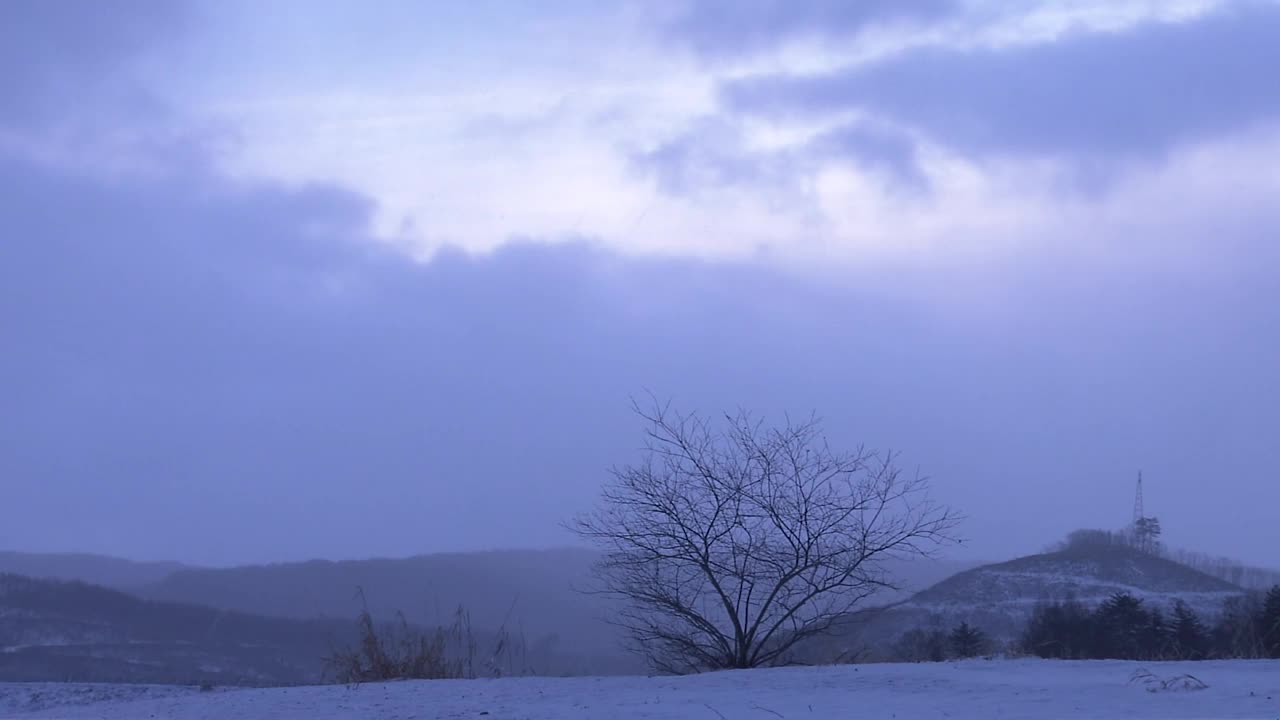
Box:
[1132,471,1144,525]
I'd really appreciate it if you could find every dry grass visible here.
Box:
[323,590,528,684]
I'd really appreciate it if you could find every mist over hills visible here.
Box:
[0,573,348,685]
[0,548,636,677]
[0,553,188,591]
[140,548,634,674]
[1,547,976,681]
[142,549,603,638]
[15,540,1262,679]
[3,549,972,649]
[2,538,1273,682]
[0,568,612,683]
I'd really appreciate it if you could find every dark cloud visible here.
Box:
[662,0,955,59]
[725,3,1280,161]
[0,0,186,128]
[808,122,925,188]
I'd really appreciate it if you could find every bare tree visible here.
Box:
[571,400,958,674]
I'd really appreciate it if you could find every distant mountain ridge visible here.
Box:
[2,548,978,676]
[139,548,627,667]
[1,548,635,673]
[0,571,599,684]
[0,552,189,590]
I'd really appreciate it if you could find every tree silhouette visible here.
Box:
[1094,593,1148,659]
[1260,586,1280,658]
[1171,601,1209,660]
[949,622,987,658]
[571,400,957,673]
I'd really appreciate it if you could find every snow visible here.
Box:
[0,684,206,717]
[3,659,1278,719]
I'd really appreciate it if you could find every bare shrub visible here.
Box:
[323,591,529,684]
[1130,668,1209,692]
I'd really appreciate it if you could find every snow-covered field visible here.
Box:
[2,659,1278,719]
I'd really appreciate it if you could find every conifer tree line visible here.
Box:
[1022,586,1280,660]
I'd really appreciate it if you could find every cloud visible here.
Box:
[2,0,1278,569]
[3,133,1280,566]
[0,0,186,127]
[630,115,927,203]
[176,1,1279,264]
[0,144,929,563]
[724,3,1280,163]
[808,122,927,187]
[661,0,956,59]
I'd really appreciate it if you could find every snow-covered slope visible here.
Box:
[911,544,1244,613]
[844,540,1244,648]
[931,545,1237,623]
[3,659,1278,719]
[805,545,1248,658]
[0,573,349,685]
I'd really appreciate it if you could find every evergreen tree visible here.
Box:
[1142,606,1172,659]
[894,627,949,662]
[949,622,987,658]
[1259,586,1280,658]
[1022,599,1094,659]
[1171,601,1209,660]
[1022,602,1059,658]
[1133,517,1163,553]
[1213,594,1263,658]
[1094,592,1149,659]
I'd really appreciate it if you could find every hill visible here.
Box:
[911,542,1242,610]
[0,573,354,685]
[137,548,633,673]
[809,544,1247,660]
[1,548,974,676]
[139,549,973,674]
[0,552,188,591]
[142,549,599,628]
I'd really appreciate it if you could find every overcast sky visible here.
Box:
[2,0,1278,567]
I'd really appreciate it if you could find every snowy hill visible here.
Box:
[0,573,352,685]
[910,543,1242,613]
[809,544,1247,659]
[2,659,1278,719]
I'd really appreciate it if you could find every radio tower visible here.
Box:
[1132,471,1144,524]
[1131,471,1161,552]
